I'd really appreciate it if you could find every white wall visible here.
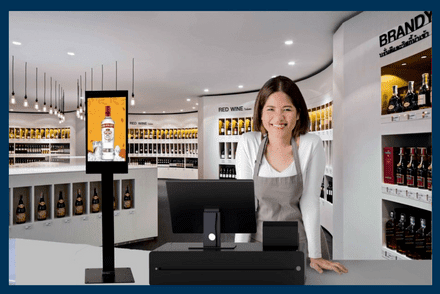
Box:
[333,11,432,259]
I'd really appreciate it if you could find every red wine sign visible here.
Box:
[379,11,431,58]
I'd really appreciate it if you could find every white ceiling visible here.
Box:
[9,11,361,114]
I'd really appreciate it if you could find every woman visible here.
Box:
[235,76,347,275]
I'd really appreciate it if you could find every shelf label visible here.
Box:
[382,186,388,194]
[422,110,431,119]
[64,219,71,224]
[427,194,432,204]
[44,221,52,227]
[24,225,33,230]
[114,211,120,216]
[392,115,400,122]
[397,189,406,198]
[408,191,417,200]
[82,216,88,221]
[408,113,416,120]
[129,210,135,215]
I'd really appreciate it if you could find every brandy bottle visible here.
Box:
[123,186,132,209]
[395,213,407,254]
[396,147,407,186]
[387,85,403,114]
[404,215,416,258]
[417,73,431,109]
[412,218,427,260]
[75,189,84,215]
[417,147,429,189]
[91,188,100,213]
[406,147,417,187]
[56,191,66,218]
[427,154,432,191]
[385,211,396,250]
[403,81,419,112]
[37,192,47,221]
[16,195,26,224]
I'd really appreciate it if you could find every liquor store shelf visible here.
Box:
[382,246,411,260]
[380,108,432,135]
[381,183,431,211]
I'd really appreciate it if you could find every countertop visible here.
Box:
[10,239,432,285]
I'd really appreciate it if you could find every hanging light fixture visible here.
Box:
[54,80,58,115]
[49,77,53,114]
[83,71,87,113]
[131,58,135,106]
[58,84,61,118]
[115,61,118,90]
[63,89,66,121]
[10,56,16,104]
[34,67,39,110]
[79,75,83,114]
[76,79,80,118]
[23,62,29,107]
[43,73,47,112]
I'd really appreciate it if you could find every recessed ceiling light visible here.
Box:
[272,75,277,78]
[187,98,191,101]
[421,55,427,59]
[12,41,21,45]
[163,111,165,113]
[192,107,196,109]
[67,52,75,56]
[143,111,146,113]
[180,109,183,112]
[285,40,293,45]
[196,103,199,106]
[204,89,209,92]
[288,61,295,66]
[402,62,407,66]
[238,85,243,88]
[10,109,13,111]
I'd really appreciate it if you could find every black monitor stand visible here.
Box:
[188,209,236,250]
[85,172,135,284]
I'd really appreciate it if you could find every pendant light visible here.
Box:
[49,77,53,114]
[115,61,118,90]
[10,56,16,104]
[131,58,135,106]
[23,62,29,107]
[79,75,83,114]
[43,73,47,112]
[83,71,87,113]
[76,79,80,118]
[34,67,39,110]
[54,80,58,115]
[63,89,66,121]
[58,84,61,118]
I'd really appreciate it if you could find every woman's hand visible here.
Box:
[309,258,348,275]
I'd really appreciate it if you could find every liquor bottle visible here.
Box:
[387,85,404,114]
[412,218,427,260]
[329,103,333,129]
[427,155,432,191]
[37,192,47,221]
[56,191,66,218]
[385,211,396,250]
[402,81,419,112]
[404,215,416,258]
[101,106,115,161]
[418,73,431,109]
[315,107,321,131]
[123,186,132,209]
[91,188,100,213]
[320,180,324,199]
[139,143,143,154]
[16,195,26,224]
[221,149,225,159]
[74,189,84,215]
[417,147,428,189]
[406,147,417,187]
[326,180,333,203]
[320,106,325,130]
[395,212,407,254]
[113,194,116,210]
[396,147,407,185]
[425,223,432,259]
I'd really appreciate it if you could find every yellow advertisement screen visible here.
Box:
[87,97,127,161]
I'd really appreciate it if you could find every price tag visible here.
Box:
[64,219,71,223]
[422,110,431,119]
[397,189,406,198]
[408,113,416,120]
[392,115,400,122]
[389,187,397,196]
[24,224,33,230]
[382,186,388,194]
[427,194,432,204]
[82,216,88,221]
[408,191,417,200]
[114,211,120,216]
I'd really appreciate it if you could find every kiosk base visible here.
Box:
[85,268,135,284]
[149,242,304,285]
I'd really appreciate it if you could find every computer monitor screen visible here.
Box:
[166,179,257,234]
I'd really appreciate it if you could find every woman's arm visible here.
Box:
[299,137,325,258]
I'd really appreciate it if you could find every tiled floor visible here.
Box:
[118,180,333,259]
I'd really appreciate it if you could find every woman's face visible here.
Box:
[261,91,299,138]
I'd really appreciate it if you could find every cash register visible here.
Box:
[149,179,304,285]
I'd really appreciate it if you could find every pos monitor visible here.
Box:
[166,179,257,250]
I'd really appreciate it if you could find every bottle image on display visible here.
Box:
[395,213,407,254]
[91,188,100,213]
[396,147,407,185]
[385,211,396,250]
[418,73,431,109]
[387,85,403,114]
[412,218,427,260]
[16,195,26,224]
[123,186,132,209]
[75,189,84,215]
[101,106,115,161]
[402,81,418,112]
[56,191,66,218]
[404,215,416,258]
[406,147,417,187]
[37,192,47,221]
[417,147,428,189]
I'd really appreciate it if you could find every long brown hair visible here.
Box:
[253,76,310,139]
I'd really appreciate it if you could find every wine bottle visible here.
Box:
[16,195,26,224]
[403,81,419,111]
[427,155,432,191]
[406,147,417,187]
[56,191,66,218]
[123,186,132,209]
[91,188,100,213]
[37,192,47,221]
[418,73,431,109]
[387,85,403,114]
[396,147,407,186]
[75,189,84,215]
[417,147,429,189]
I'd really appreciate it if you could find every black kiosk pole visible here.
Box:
[84,90,133,284]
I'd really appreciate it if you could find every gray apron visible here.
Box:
[251,135,330,260]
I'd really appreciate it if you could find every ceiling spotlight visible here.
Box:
[272,75,277,78]
[143,111,146,113]
[285,40,293,45]
[421,55,427,59]
[238,85,243,88]
[192,107,195,109]
[204,89,209,92]
[10,56,16,104]
[163,111,165,113]
[12,41,21,45]
[180,109,183,112]
[196,103,199,106]
[288,61,295,66]
[10,109,13,111]
[402,63,407,66]
[23,62,29,107]
[67,52,75,56]
[187,98,191,101]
